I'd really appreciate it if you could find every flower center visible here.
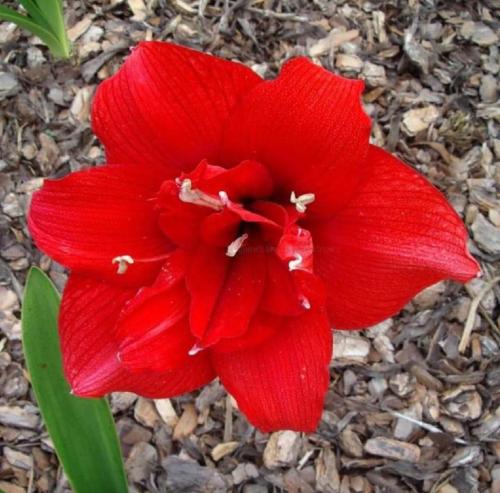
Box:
[110,159,317,316]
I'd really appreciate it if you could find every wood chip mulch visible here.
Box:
[0,1,499,492]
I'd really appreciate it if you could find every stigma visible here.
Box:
[290,191,315,213]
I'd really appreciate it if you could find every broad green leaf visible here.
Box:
[22,268,128,493]
[0,4,70,58]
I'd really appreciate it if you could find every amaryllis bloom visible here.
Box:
[28,42,479,432]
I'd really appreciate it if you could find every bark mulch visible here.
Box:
[0,1,499,492]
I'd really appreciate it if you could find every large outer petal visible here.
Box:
[28,164,170,286]
[60,274,215,397]
[312,145,480,329]
[92,42,262,174]
[220,57,371,216]
[212,309,332,432]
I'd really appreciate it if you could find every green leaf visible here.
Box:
[22,268,128,493]
[17,0,52,30]
[0,4,70,58]
[32,0,70,57]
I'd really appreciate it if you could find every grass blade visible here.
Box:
[22,268,128,493]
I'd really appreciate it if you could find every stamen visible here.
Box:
[219,190,229,205]
[178,178,225,210]
[188,343,203,356]
[288,253,303,271]
[290,191,315,213]
[112,253,173,275]
[226,233,249,257]
[112,255,134,274]
[300,296,311,310]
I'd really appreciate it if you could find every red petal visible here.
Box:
[212,309,332,432]
[60,274,214,397]
[157,180,209,248]
[221,57,371,216]
[186,245,229,338]
[92,42,262,173]
[312,145,480,329]
[28,164,170,286]
[119,318,196,373]
[200,160,274,200]
[200,248,266,347]
[200,210,241,247]
[213,311,284,353]
[116,251,193,372]
[276,224,314,273]
[261,253,303,316]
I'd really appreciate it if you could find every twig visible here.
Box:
[386,410,468,445]
[459,276,500,353]
[223,395,233,442]
[245,7,309,22]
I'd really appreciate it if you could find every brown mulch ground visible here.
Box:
[1,0,499,492]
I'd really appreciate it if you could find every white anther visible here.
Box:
[290,191,315,213]
[178,178,224,210]
[116,352,122,363]
[301,297,311,310]
[112,255,134,274]
[179,178,196,202]
[219,190,229,206]
[188,343,203,356]
[288,253,303,271]
[226,233,249,257]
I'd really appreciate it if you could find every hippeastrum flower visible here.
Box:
[28,42,479,432]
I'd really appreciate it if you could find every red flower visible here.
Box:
[28,42,479,432]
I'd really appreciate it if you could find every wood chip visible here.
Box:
[154,398,179,428]
[173,403,198,440]
[263,431,301,469]
[364,437,421,463]
[402,106,440,136]
[211,441,239,461]
[315,448,340,493]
